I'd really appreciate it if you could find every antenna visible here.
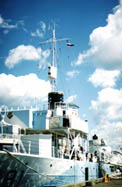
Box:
[40,25,69,91]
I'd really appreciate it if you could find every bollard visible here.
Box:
[104,173,110,183]
[85,181,93,186]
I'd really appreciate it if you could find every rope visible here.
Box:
[4,149,47,177]
[3,149,70,184]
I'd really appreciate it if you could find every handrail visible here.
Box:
[0,133,21,139]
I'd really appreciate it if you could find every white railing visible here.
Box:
[0,133,21,139]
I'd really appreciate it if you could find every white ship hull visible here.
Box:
[0,151,111,187]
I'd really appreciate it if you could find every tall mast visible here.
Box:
[49,27,57,91]
[40,25,68,91]
[52,28,56,67]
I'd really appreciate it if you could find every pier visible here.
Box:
[60,175,122,187]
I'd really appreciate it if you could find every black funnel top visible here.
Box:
[48,92,64,109]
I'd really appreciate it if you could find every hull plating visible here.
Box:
[0,151,111,187]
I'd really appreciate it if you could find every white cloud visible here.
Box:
[90,87,122,149]
[66,95,77,103]
[89,69,120,88]
[89,121,122,149]
[0,73,51,107]
[31,29,44,38]
[66,70,80,79]
[38,49,50,69]
[75,1,122,70]
[31,21,46,38]
[91,87,122,121]
[40,21,46,32]
[86,0,122,149]
[5,45,50,69]
[3,30,9,35]
[0,15,27,34]
[0,15,3,24]
[0,15,17,29]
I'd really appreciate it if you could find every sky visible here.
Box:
[0,0,122,150]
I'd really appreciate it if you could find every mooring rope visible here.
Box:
[3,149,71,184]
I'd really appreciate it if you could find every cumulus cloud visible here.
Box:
[91,87,122,121]
[90,87,122,148]
[75,1,122,70]
[5,45,40,68]
[5,45,50,69]
[0,73,51,107]
[89,69,120,88]
[90,121,122,149]
[66,95,77,103]
[66,70,80,79]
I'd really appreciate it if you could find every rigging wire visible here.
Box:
[57,46,66,94]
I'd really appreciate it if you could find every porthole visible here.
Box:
[50,164,52,167]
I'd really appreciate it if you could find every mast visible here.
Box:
[52,28,56,67]
[40,25,68,91]
[48,27,57,91]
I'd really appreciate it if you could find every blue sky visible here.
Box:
[0,0,122,150]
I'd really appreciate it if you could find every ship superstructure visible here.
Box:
[0,28,119,187]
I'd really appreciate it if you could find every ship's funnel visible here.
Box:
[48,92,64,109]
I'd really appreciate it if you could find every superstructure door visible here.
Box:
[85,167,89,181]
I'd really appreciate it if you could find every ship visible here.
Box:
[0,27,121,187]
